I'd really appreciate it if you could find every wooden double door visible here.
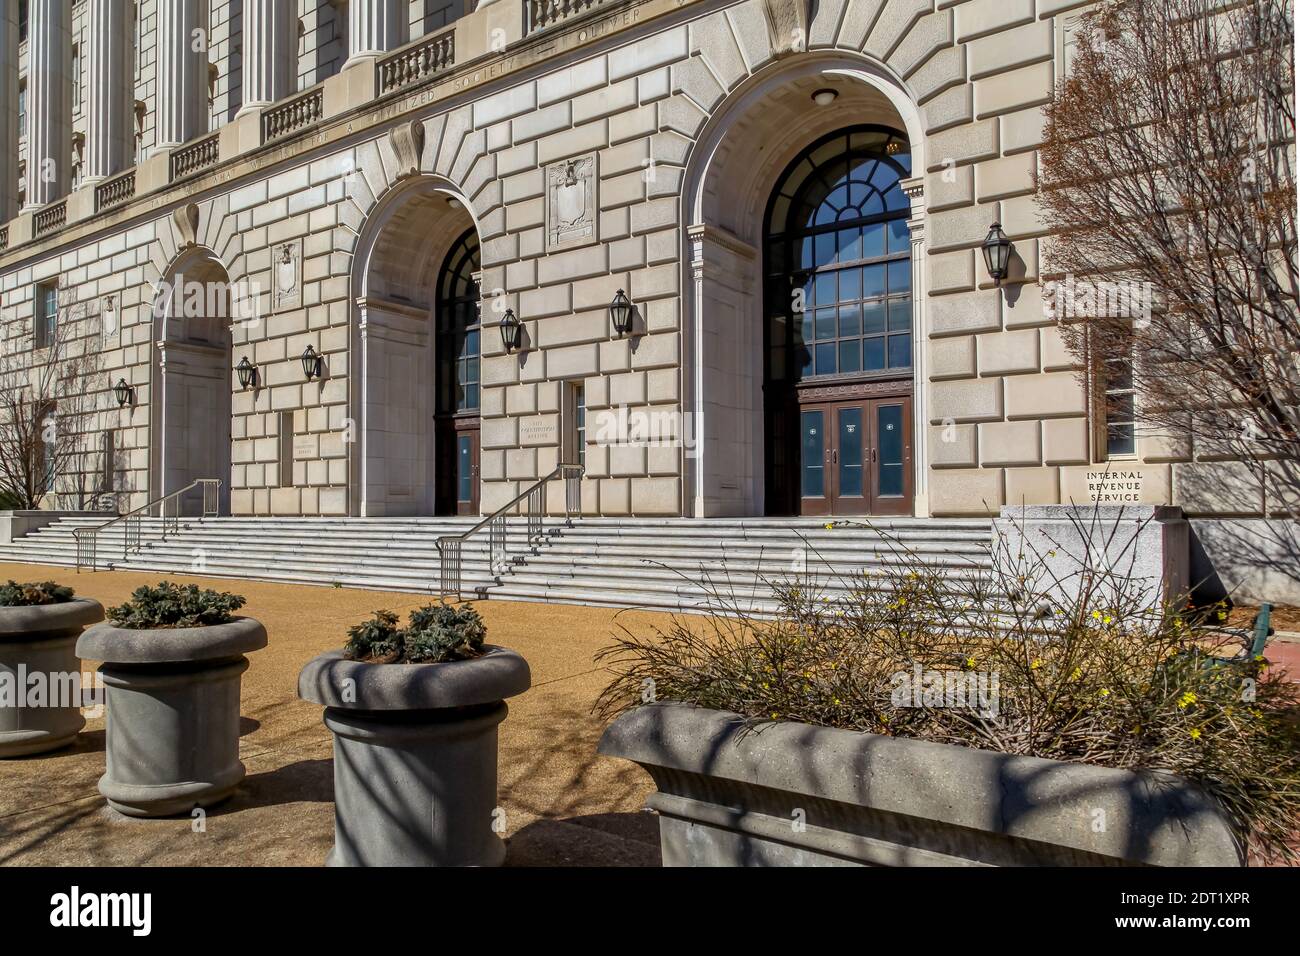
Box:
[796,394,912,516]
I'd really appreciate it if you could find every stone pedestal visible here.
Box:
[992,505,1190,611]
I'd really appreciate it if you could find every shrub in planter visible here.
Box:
[596,522,1300,867]
[298,602,528,867]
[0,581,103,757]
[76,583,266,817]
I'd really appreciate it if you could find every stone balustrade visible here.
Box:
[171,133,222,181]
[526,0,613,35]
[376,28,455,96]
[263,88,326,143]
[94,170,137,213]
[33,201,68,238]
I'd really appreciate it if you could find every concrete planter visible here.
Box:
[599,703,1244,867]
[0,598,104,757]
[298,646,531,867]
[76,617,267,817]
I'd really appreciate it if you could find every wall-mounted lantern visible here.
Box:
[609,289,634,338]
[236,356,257,390]
[112,378,133,408]
[499,308,522,354]
[981,221,1013,286]
[301,344,323,381]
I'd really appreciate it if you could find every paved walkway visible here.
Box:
[0,563,666,866]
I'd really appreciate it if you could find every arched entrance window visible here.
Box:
[434,227,481,515]
[763,127,914,517]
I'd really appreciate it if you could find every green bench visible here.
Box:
[1201,603,1272,667]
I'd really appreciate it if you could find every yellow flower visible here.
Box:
[1177,691,1197,709]
[824,522,834,530]
[1091,610,1102,620]
[832,697,841,706]
[1103,615,1113,625]
[771,712,780,720]
[1098,688,1110,698]
[1069,667,1082,681]
[965,657,977,669]
[1030,659,1043,670]
[1189,727,1202,740]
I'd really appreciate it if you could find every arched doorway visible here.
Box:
[433,227,482,515]
[150,247,233,513]
[350,178,480,516]
[763,126,914,516]
[681,57,928,518]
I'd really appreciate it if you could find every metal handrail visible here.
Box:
[436,463,584,598]
[74,478,221,571]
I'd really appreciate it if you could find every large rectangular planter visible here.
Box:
[598,703,1243,867]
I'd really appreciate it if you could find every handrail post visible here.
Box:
[434,462,584,598]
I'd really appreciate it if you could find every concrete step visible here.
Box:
[0,513,997,616]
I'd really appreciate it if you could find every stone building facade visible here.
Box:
[0,0,1264,521]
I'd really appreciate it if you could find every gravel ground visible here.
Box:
[0,562,669,867]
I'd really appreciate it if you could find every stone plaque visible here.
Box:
[293,435,316,459]
[545,153,598,252]
[520,415,559,447]
[272,238,303,313]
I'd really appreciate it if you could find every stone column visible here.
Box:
[24,0,72,209]
[0,1,17,220]
[238,0,297,116]
[345,0,408,68]
[84,0,134,183]
[155,0,210,149]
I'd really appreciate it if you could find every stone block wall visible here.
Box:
[0,0,1263,519]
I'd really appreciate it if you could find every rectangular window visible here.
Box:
[33,282,58,348]
[1097,329,1137,459]
[565,381,585,467]
[101,429,116,492]
[17,81,25,138]
[18,1,27,43]
[279,411,294,487]
[71,44,80,113]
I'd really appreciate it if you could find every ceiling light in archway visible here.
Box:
[812,89,838,107]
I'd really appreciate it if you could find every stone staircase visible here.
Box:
[0,514,995,615]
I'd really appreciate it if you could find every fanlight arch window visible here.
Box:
[436,228,482,415]
[765,127,914,383]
